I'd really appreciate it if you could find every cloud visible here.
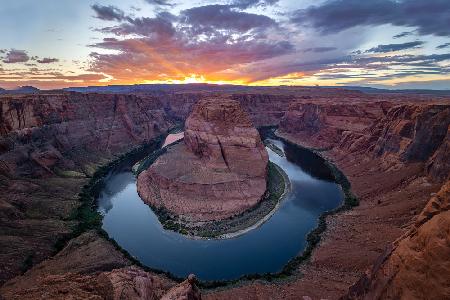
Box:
[436,42,450,49]
[84,1,449,88]
[91,4,125,21]
[365,41,424,53]
[36,57,59,64]
[393,31,413,39]
[144,0,174,7]
[292,0,450,37]
[302,47,337,53]
[232,0,279,9]
[89,36,293,83]
[87,1,295,84]
[2,49,30,63]
[99,14,176,40]
[180,5,277,33]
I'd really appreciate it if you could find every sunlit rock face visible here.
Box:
[137,99,268,222]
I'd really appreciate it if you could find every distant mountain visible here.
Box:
[62,83,253,94]
[62,83,450,96]
[13,86,40,94]
[337,86,450,96]
[1,86,41,94]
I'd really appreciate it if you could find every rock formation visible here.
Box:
[279,102,450,182]
[1,88,450,299]
[137,99,268,221]
[0,232,201,300]
[342,182,450,300]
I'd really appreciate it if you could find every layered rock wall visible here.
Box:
[0,92,173,284]
[279,102,450,182]
[0,93,172,177]
[343,182,450,300]
[138,99,269,221]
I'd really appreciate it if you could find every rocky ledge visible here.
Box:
[137,99,269,222]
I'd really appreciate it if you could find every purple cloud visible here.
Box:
[91,4,125,21]
[436,42,450,49]
[2,49,30,63]
[366,41,424,53]
[302,47,337,53]
[180,5,277,33]
[232,0,279,9]
[292,0,450,37]
[393,31,413,39]
[36,57,59,64]
[144,0,174,7]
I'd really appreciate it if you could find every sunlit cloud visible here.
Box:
[0,0,449,89]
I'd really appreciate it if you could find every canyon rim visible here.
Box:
[1,0,450,299]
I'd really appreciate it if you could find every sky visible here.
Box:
[0,0,449,90]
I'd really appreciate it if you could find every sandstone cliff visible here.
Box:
[137,99,268,222]
[1,89,449,300]
[343,182,450,300]
[0,231,201,300]
[0,92,173,284]
[279,102,450,182]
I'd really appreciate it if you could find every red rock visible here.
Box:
[137,99,268,221]
[342,182,450,300]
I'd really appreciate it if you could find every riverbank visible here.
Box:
[138,156,290,239]
[205,131,441,299]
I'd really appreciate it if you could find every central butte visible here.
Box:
[137,99,269,222]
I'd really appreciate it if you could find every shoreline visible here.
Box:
[138,159,291,240]
[185,162,291,240]
[75,129,358,289]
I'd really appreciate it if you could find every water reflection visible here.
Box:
[97,136,343,281]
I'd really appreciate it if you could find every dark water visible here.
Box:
[97,137,343,281]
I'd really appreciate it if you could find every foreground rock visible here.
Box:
[138,99,268,221]
[343,182,450,300]
[0,231,201,300]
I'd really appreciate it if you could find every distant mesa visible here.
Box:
[0,86,40,94]
[137,99,269,222]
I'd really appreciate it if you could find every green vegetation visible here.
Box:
[51,124,358,289]
[53,134,167,253]
[171,160,287,238]
[54,168,86,178]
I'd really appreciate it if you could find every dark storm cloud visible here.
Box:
[91,4,125,21]
[36,57,59,64]
[2,49,29,63]
[366,41,424,53]
[436,42,450,49]
[292,0,450,37]
[393,31,413,39]
[180,5,277,33]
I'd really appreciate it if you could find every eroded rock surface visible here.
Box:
[0,231,201,300]
[137,99,268,221]
[343,182,450,300]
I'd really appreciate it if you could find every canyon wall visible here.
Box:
[138,99,269,221]
[343,182,450,300]
[279,101,450,182]
[0,92,174,284]
[1,89,449,299]
[0,92,172,178]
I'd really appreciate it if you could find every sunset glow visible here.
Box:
[1,0,449,90]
